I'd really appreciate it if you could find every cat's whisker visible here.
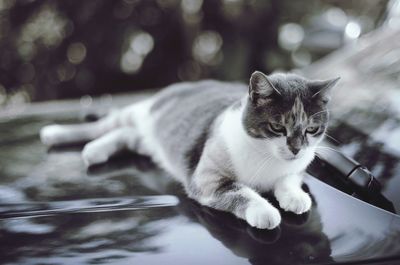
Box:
[313,147,335,158]
[315,145,341,153]
[316,145,339,151]
[309,106,346,118]
[323,132,341,144]
[315,145,337,151]
[249,154,274,184]
[313,148,330,156]
[309,109,330,118]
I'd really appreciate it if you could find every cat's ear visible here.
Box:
[249,71,281,104]
[309,77,340,103]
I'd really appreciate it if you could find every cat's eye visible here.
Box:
[306,125,320,134]
[268,123,286,134]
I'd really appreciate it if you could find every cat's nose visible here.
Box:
[289,146,300,155]
[287,135,303,155]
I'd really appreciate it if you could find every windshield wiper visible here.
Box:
[308,150,395,214]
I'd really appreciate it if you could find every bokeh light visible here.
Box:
[278,23,304,51]
[181,0,203,15]
[17,4,67,61]
[345,21,362,40]
[57,62,76,82]
[130,32,154,56]
[67,42,87,64]
[121,31,154,74]
[121,51,144,74]
[192,31,223,65]
[325,7,348,28]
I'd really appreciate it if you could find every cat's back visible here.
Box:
[151,80,246,138]
[151,80,246,113]
[143,80,246,180]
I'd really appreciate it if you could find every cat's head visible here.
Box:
[243,71,339,161]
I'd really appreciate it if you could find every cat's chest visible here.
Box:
[233,149,281,187]
[229,142,309,191]
[218,109,311,190]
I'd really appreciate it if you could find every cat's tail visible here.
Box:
[40,110,122,146]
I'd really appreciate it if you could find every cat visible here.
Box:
[40,71,339,229]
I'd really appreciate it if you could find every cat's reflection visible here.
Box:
[176,191,333,265]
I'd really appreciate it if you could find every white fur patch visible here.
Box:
[245,200,281,229]
[276,190,312,214]
[82,141,109,166]
[218,106,315,192]
[126,98,186,181]
[274,174,312,214]
[40,125,69,146]
[81,127,138,166]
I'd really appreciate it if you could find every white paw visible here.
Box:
[245,202,281,229]
[82,143,108,167]
[277,191,312,214]
[40,125,66,146]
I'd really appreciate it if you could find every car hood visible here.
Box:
[1,102,400,265]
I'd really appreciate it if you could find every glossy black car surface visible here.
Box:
[1,93,400,265]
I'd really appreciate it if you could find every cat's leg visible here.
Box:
[82,127,138,166]
[40,123,102,146]
[40,111,120,146]
[274,174,312,214]
[189,176,281,229]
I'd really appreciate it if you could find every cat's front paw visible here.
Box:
[276,191,312,214]
[82,142,109,167]
[245,202,281,229]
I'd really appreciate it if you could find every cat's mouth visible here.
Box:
[279,152,302,161]
[282,156,301,162]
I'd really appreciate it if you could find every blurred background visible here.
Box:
[0,0,391,108]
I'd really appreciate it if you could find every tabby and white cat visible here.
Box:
[40,71,339,229]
